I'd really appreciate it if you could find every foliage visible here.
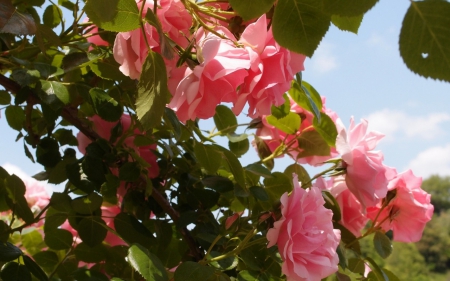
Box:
[0,0,446,280]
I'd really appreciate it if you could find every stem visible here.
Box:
[206,228,257,263]
[139,0,152,52]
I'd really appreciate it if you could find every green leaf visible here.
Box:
[144,8,173,59]
[272,0,330,56]
[21,229,44,255]
[36,137,61,168]
[23,255,49,281]
[228,139,249,158]
[322,0,378,16]
[364,256,387,281]
[174,261,215,281]
[399,1,450,82]
[1,262,32,281]
[215,146,246,189]
[43,4,62,28]
[194,143,222,174]
[373,231,392,259]
[119,162,141,182]
[229,0,276,20]
[0,90,11,105]
[264,172,292,204]
[84,0,141,32]
[201,176,234,193]
[0,220,9,242]
[333,222,360,254]
[253,135,274,170]
[0,1,36,35]
[226,132,249,143]
[5,174,34,224]
[331,14,363,34]
[266,112,300,135]
[44,229,73,250]
[40,80,69,106]
[49,192,72,212]
[114,212,156,249]
[5,106,25,131]
[128,244,168,281]
[35,24,62,52]
[71,193,103,215]
[136,51,170,131]
[296,130,330,158]
[289,79,322,119]
[283,164,310,187]
[74,242,108,263]
[381,268,400,281]
[270,94,290,119]
[249,186,269,201]
[0,242,23,262]
[77,217,107,247]
[322,190,341,222]
[89,88,123,122]
[244,163,273,178]
[90,58,127,81]
[32,251,58,272]
[313,112,338,147]
[347,258,365,274]
[214,105,238,135]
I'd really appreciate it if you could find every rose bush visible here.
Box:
[0,0,441,280]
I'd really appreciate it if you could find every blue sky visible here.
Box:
[1,0,449,182]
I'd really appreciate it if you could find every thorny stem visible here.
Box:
[205,228,257,263]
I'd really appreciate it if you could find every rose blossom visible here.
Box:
[315,176,368,237]
[168,27,251,121]
[267,174,340,281]
[336,117,388,209]
[255,97,339,166]
[113,0,191,79]
[233,15,306,118]
[366,169,433,242]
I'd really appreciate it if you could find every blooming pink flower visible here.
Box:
[113,0,191,79]
[315,176,368,237]
[168,27,251,121]
[83,17,109,50]
[255,97,338,166]
[336,118,388,209]
[366,169,433,242]
[233,15,306,118]
[77,114,159,179]
[267,174,340,281]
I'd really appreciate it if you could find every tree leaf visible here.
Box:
[84,0,140,32]
[43,4,62,28]
[0,1,36,35]
[273,0,330,56]
[228,139,249,158]
[244,163,273,179]
[288,80,322,120]
[296,130,330,157]
[214,105,238,135]
[0,242,23,262]
[266,112,300,135]
[194,143,222,174]
[201,176,234,193]
[44,229,73,250]
[40,80,69,107]
[71,192,103,215]
[5,105,25,131]
[264,172,292,204]
[1,262,32,281]
[23,255,49,281]
[128,244,168,281]
[74,242,108,263]
[399,1,450,82]
[228,0,276,20]
[174,261,215,281]
[313,112,338,147]
[373,231,393,259]
[322,0,378,17]
[214,145,246,189]
[77,217,107,247]
[114,212,156,249]
[89,88,123,122]
[5,174,34,224]
[283,164,310,187]
[331,14,363,34]
[136,51,169,131]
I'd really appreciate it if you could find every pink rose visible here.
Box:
[233,15,306,117]
[267,174,340,281]
[315,176,368,237]
[83,17,109,49]
[336,118,388,209]
[367,169,433,242]
[168,27,251,121]
[77,114,159,179]
[113,0,191,79]
[255,97,338,166]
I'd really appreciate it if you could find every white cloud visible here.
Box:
[406,144,450,178]
[364,109,450,141]
[366,32,394,51]
[309,42,338,74]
